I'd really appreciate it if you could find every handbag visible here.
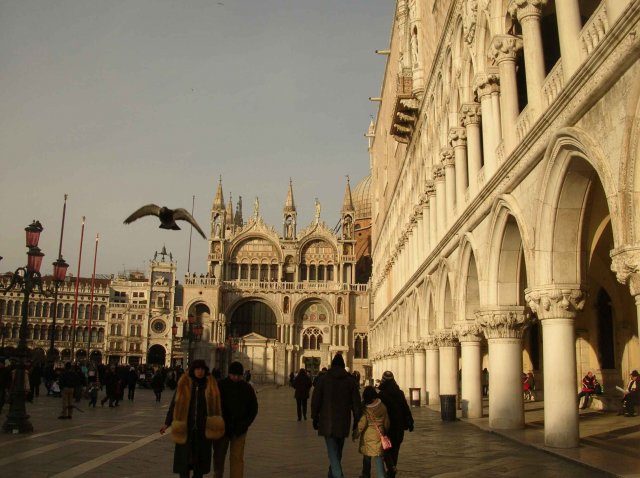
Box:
[367,409,392,450]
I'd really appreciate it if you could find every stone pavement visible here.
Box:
[0,385,621,477]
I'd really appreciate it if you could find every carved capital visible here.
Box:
[433,165,446,181]
[460,102,482,126]
[474,73,500,98]
[440,147,454,167]
[524,285,587,320]
[425,180,436,196]
[610,245,640,296]
[490,35,523,64]
[475,306,530,339]
[434,330,459,347]
[449,127,467,148]
[453,322,483,342]
[508,0,548,22]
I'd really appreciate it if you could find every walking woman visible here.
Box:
[292,368,312,421]
[355,386,390,478]
[160,360,224,478]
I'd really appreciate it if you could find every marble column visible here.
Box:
[426,181,437,244]
[509,0,547,117]
[414,344,427,405]
[474,74,497,177]
[476,306,530,430]
[526,286,586,448]
[460,103,482,198]
[554,0,583,80]
[397,349,407,391]
[421,193,431,254]
[434,167,446,237]
[441,148,456,224]
[405,349,415,391]
[436,331,459,396]
[611,246,640,340]
[454,322,484,419]
[449,127,468,211]
[489,79,502,149]
[425,340,440,405]
[490,35,523,154]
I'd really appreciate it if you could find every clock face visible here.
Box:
[151,320,166,333]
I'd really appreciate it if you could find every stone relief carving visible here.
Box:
[610,245,640,295]
[453,322,483,342]
[475,306,530,339]
[524,286,587,320]
[463,0,478,45]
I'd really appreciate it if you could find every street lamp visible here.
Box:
[1,220,69,433]
[184,314,203,366]
[170,316,178,368]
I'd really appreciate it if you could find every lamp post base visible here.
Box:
[3,413,34,434]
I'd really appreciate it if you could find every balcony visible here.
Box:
[390,71,419,144]
[219,280,368,293]
[184,277,218,287]
[580,2,609,56]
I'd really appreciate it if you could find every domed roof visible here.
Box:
[352,175,371,220]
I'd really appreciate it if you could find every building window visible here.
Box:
[303,327,323,350]
[354,333,368,359]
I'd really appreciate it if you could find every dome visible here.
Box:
[352,175,371,220]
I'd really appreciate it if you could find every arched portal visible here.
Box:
[147,344,166,365]
[229,301,277,339]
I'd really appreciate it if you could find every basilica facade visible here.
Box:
[182,178,372,384]
[369,0,640,449]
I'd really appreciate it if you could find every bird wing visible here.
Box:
[123,204,161,224]
[173,208,207,239]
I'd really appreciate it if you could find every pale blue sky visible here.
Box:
[0,0,393,278]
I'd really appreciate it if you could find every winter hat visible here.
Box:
[190,359,208,372]
[229,361,244,376]
[381,371,394,383]
[331,353,345,369]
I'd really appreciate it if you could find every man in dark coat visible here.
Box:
[212,361,258,478]
[377,371,414,478]
[292,368,312,421]
[311,353,361,478]
[0,360,9,413]
[58,362,79,419]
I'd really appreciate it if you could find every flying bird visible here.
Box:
[124,204,206,239]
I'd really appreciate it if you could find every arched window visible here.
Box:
[303,327,323,350]
[99,305,106,320]
[64,304,71,319]
[35,302,42,317]
[57,303,63,319]
[354,333,368,359]
[596,288,615,369]
[14,300,21,316]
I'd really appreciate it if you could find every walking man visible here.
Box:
[311,353,361,478]
[58,362,79,419]
[213,361,258,478]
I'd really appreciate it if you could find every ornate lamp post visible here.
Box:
[1,221,69,434]
[184,314,203,366]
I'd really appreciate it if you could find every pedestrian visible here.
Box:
[127,366,138,401]
[101,365,118,407]
[620,370,639,417]
[160,359,224,478]
[313,367,328,387]
[0,359,9,413]
[481,368,489,397]
[30,361,43,400]
[58,362,79,419]
[377,371,414,478]
[243,369,252,383]
[311,353,361,478]
[355,386,390,478]
[213,361,259,478]
[152,368,165,402]
[87,379,100,408]
[292,368,312,421]
[289,371,295,388]
[577,371,599,409]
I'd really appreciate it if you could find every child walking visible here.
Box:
[355,385,390,478]
[87,380,100,408]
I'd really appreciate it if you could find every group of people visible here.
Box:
[160,360,258,478]
[310,353,414,478]
[577,370,639,416]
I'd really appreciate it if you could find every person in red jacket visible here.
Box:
[577,371,599,409]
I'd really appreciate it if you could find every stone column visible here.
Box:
[426,181,437,244]
[476,306,530,430]
[611,245,640,341]
[509,0,547,117]
[405,348,415,392]
[554,0,583,80]
[490,35,523,154]
[397,349,406,391]
[460,103,482,198]
[454,322,484,419]
[414,343,427,405]
[475,73,498,178]
[489,79,502,148]
[434,167,446,237]
[436,331,459,396]
[449,127,468,211]
[425,339,440,405]
[441,148,456,223]
[421,194,431,254]
[526,286,586,448]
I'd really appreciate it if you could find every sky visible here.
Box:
[0,0,393,279]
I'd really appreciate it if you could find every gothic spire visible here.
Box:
[341,175,355,213]
[213,176,225,210]
[235,196,243,226]
[226,192,234,223]
[284,178,296,213]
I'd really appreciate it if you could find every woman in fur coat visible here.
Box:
[355,386,390,478]
[160,360,223,478]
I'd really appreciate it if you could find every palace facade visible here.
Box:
[182,178,372,384]
[369,0,640,449]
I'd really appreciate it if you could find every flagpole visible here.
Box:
[70,217,85,363]
[187,195,195,274]
[87,233,99,363]
[48,194,68,362]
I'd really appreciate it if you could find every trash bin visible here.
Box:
[440,394,457,421]
[409,388,421,407]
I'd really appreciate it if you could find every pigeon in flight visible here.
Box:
[124,204,206,239]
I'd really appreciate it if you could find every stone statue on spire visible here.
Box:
[314,198,321,224]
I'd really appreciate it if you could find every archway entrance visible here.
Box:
[229,301,277,339]
[147,344,166,365]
